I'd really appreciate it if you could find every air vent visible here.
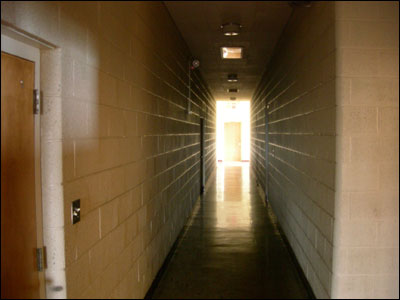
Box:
[227,74,238,82]
[230,97,236,100]
[289,1,312,8]
[227,88,238,93]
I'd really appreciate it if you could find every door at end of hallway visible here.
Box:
[224,122,242,161]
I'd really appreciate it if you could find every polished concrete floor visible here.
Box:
[151,162,310,299]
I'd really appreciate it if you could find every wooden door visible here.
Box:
[224,122,241,161]
[1,52,40,299]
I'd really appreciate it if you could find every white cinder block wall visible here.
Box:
[1,1,216,298]
[251,1,399,299]
[251,2,336,297]
[333,1,399,298]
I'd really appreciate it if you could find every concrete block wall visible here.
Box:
[250,80,267,192]
[333,1,399,298]
[251,1,399,298]
[2,1,216,298]
[251,2,336,298]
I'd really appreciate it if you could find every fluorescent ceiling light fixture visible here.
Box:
[221,23,242,36]
[221,47,243,59]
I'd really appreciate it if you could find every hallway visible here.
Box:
[1,1,399,299]
[150,163,310,299]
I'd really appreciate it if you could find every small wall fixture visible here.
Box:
[220,23,242,36]
[227,74,238,82]
[191,59,200,69]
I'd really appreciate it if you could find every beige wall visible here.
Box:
[333,1,399,298]
[251,1,399,299]
[2,1,216,298]
[251,2,336,298]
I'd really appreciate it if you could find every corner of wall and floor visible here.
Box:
[2,2,216,298]
[251,1,398,299]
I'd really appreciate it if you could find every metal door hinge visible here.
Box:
[33,89,40,114]
[36,246,47,272]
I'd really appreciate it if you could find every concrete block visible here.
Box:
[378,49,399,77]
[378,107,399,135]
[118,191,133,223]
[332,274,375,299]
[351,77,399,107]
[375,248,399,274]
[59,9,87,63]
[337,49,379,77]
[373,274,400,298]
[117,80,132,110]
[62,99,88,138]
[335,1,380,21]
[335,219,377,247]
[66,253,91,299]
[379,162,400,191]
[100,198,119,238]
[98,71,117,106]
[74,63,99,103]
[348,20,399,49]
[377,220,399,247]
[62,139,75,181]
[99,6,130,55]
[338,106,378,136]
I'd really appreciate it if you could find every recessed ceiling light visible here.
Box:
[220,23,242,36]
[227,88,238,93]
[227,74,238,82]
[221,47,243,59]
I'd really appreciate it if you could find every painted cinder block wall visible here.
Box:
[251,1,399,298]
[1,1,216,298]
[251,2,336,297]
[332,1,399,298]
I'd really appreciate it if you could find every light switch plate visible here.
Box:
[72,199,80,224]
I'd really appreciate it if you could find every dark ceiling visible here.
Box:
[164,1,293,101]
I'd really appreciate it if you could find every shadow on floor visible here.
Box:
[147,162,312,299]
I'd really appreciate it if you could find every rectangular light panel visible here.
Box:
[221,47,243,59]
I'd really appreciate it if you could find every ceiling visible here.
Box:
[164,1,293,101]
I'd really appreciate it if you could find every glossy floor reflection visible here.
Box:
[151,162,309,299]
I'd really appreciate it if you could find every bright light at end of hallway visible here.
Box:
[217,101,250,162]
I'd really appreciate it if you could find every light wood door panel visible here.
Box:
[1,52,40,299]
[224,122,241,161]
